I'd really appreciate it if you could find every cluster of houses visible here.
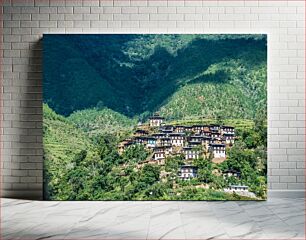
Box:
[118,114,237,180]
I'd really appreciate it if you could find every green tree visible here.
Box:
[194,157,214,183]
[122,144,149,163]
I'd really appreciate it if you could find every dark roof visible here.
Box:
[161,125,174,128]
[210,143,226,147]
[147,136,156,140]
[149,115,164,120]
[223,133,235,136]
[124,141,134,146]
[190,135,204,138]
[135,136,147,140]
[152,133,166,136]
[180,165,198,169]
[169,133,185,136]
[222,125,235,129]
[154,146,170,151]
[160,137,171,141]
[160,129,173,133]
[202,136,211,139]
[188,141,202,144]
[135,129,148,133]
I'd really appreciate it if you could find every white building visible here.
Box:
[149,114,164,127]
[169,133,185,147]
[221,126,235,135]
[183,147,200,160]
[223,133,235,144]
[178,165,198,180]
[153,147,165,160]
[209,143,226,158]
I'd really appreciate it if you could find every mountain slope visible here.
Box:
[67,107,137,136]
[43,104,99,199]
[43,34,267,120]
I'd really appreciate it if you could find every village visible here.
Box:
[117,113,255,197]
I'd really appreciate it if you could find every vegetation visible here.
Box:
[43,34,267,200]
[44,34,266,119]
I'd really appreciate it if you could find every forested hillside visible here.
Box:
[43,34,267,120]
[43,34,267,200]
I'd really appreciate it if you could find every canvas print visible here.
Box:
[43,34,267,200]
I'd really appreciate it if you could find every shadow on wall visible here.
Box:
[6,39,44,200]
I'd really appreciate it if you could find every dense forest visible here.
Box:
[43,34,267,200]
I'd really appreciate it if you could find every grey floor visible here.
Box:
[2,198,305,240]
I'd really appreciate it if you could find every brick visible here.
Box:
[150,14,168,21]
[139,21,158,28]
[20,176,37,183]
[113,0,129,6]
[34,0,49,6]
[280,162,296,169]
[184,14,202,21]
[158,7,176,14]
[297,176,305,183]
[21,21,39,28]
[58,21,73,28]
[74,21,90,28]
[90,6,104,13]
[148,0,167,6]
[130,14,149,21]
[65,0,82,7]
[287,183,305,189]
[177,7,196,14]
[280,176,296,183]
[90,21,107,28]
[131,0,147,7]
[272,169,289,176]
[12,14,31,20]
[83,0,99,6]
[49,0,65,6]
[74,7,90,14]
[32,14,49,20]
[139,7,157,13]
[50,14,65,21]
[168,14,184,21]
[39,21,57,28]
[289,169,305,176]
[83,13,99,20]
[12,28,31,35]
[113,14,129,21]
[121,20,139,28]
[271,183,288,190]
[121,7,138,14]
[12,0,34,7]
[39,6,57,14]
[57,7,73,14]
[99,13,112,20]
[65,14,83,20]
[21,6,39,13]
[104,7,121,14]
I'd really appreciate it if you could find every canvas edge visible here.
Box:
[1,190,304,200]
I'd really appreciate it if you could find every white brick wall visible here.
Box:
[1,0,305,199]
